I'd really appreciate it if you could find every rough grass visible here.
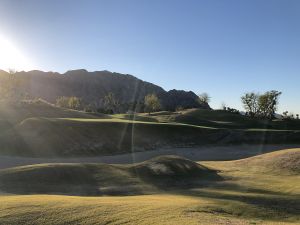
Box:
[1,194,293,225]
[0,100,107,131]
[0,117,223,156]
[0,155,220,195]
[204,148,300,176]
[0,195,244,225]
[194,149,300,223]
[1,117,300,157]
[1,103,300,157]
[126,108,300,130]
[231,148,300,174]
[0,149,299,224]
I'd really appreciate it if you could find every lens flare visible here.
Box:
[0,35,34,71]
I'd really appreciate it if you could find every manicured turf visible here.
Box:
[1,102,300,157]
[130,108,300,130]
[0,149,299,224]
[0,155,220,195]
[1,116,300,157]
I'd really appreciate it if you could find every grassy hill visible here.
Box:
[0,100,106,129]
[0,103,300,157]
[0,149,299,224]
[1,116,300,157]
[129,108,300,130]
[217,148,300,175]
[0,155,220,195]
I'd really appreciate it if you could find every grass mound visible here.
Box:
[1,103,300,157]
[0,156,220,195]
[232,148,300,174]
[1,151,299,224]
[174,109,265,129]
[1,116,300,157]
[0,100,107,127]
[133,155,216,178]
[0,118,227,156]
[138,108,300,130]
[0,164,100,195]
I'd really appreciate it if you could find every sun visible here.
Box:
[0,35,34,71]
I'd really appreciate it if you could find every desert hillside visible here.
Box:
[0,69,210,112]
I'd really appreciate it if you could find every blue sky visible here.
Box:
[0,0,299,113]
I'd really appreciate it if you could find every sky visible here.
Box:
[0,0,299,113]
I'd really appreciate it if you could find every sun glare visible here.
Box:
[0,35,34,71]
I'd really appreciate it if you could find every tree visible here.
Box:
[68,96,82,110]
[241,92,259,117]
[296,114,299,120]
[56,96,82,110]
[198,92,211,104]
[0,69,23,101]
[221,102,227,110]
[144,94,161,114]
[242,90,281,119]
[258,90,282,119]
[8,68,17,75]
[282,111,289,119]
[225,107,240,114]
[103,92,119,114]
[56,96,69,108]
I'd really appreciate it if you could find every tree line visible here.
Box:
[241,90,282,119]
[55,93,162,114]
[0,73,297,119]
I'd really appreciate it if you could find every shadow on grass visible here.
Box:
[174,181,300,222]
[122,114,159,123]
[0,156,223,196]
[0,155,299,222]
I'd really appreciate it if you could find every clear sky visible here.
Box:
[0,0,299,113]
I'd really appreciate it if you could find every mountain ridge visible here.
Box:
[0,69,210,112]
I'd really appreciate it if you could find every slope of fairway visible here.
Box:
[0,195,243,225]
[231,148,300,174]
[0,150,299,224]
[1,116,300,157]
[0,100,107,128]
[175,109,254,127]
[0,117,222,156]
[134,108,300,130]
[202,148,300,195]
[2,194,297,225]
[128,109,264,128]
[1,103,300,157]
[0,155,220,195]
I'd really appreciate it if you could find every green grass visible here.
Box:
[202,148,300,195]
[0,117,224,156]
[1,102,300,157]
[0,155,220,195]
[1,116,300,157]
[0,149,299,224]
[0,100,107,131]
[111,113,159,122]
[0,195,231,225]
[118,109,300,130]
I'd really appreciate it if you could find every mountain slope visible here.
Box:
[0,69,210,111]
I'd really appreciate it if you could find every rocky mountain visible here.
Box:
[0,69,210,112]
